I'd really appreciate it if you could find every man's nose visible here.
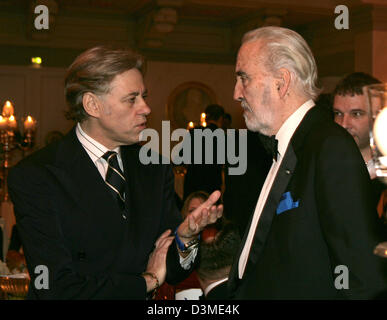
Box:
[140,100,151,116]
[233,81,243,102]
[341,114,351,130]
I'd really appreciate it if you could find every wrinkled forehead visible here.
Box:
[236,40,267,71]
[111,68,145,89]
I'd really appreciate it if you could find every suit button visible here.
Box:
[285,169,291,175]
[77,251,86,261]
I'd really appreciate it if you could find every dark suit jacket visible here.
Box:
[205,281,229,300]
[228,106,387,299]
[223,130,272,235]
[8,128,192,299]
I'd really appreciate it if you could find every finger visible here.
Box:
[208,205,218,224]
[188,214,199,233]
[155,229,172,247]
[195,190,221,212]
[158,236,175,249]
[198,208,209,229]
[151,237,174,260]
[216,204,223,218]
[157,238,175,255]
[161,237,175,249]
[163,229,172,237]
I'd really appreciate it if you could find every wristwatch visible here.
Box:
[174,229,200,252]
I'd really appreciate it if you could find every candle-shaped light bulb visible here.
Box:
[2,100,14,117]
[200,113,206,127]
[0,116,7,130]
[188,121,194,129]
[24,115,36,131]
[8,114,17,129]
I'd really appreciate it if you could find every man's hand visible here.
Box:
[143,229,175,293]
[176,190,223,242]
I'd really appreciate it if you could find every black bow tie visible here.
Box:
[259,134,279,161]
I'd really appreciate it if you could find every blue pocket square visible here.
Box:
[276,191,300,215]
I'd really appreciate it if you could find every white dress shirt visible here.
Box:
[76,123,123,179]
[75,122,196,269]
[366,159,376,179]
[238,100,315,278]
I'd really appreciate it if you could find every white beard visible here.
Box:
[241,99,271,135]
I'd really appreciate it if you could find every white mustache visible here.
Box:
[241,100,252,112]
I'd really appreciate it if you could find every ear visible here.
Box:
[82,92,101,118]
[275,68,291,99]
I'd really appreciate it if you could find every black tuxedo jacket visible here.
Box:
[223,130,272,235]
[228,107,387,299]
[8,128,191,299]
[205,281,229,300]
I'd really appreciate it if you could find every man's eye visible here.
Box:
[240,76,248,85]
[352,111,364,117]
[333,111,342,117]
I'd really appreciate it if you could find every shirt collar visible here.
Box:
[275,99,315,159]
[204,277,228,297]
[76,122,120,163]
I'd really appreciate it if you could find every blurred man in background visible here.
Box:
[333,72,386,220]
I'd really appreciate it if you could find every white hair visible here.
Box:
[242,26,321,100]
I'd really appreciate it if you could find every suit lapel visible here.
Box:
[46,128,127,227]
[243,145,297,276]
[229,107,329,290]
[228,146,297,291]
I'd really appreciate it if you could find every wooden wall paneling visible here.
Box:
[39,69,73,148]
[0,67,29,166]
[0,71,27,116]
[0,66,73,153]
[373,30,387,82]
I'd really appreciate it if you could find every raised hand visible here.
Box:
[176,190,223,241]
[143,229,175,292]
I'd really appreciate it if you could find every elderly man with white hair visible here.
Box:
[227,26,387,299]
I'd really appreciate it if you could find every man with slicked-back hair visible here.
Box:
[8,46,223,299]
